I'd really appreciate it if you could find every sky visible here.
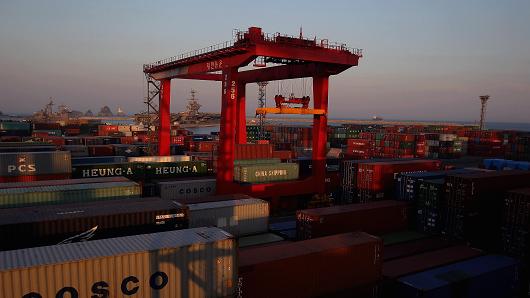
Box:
[0,0,529,123]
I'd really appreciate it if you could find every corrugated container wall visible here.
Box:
[0,151,71,177]
[0,181,141,208]
[128,155,190,162]
[188,198,269,237]
[235,163,299,183]
[157,179,216,201]
[238,232,382,298]
[0,197,189,250]
[0,227,236,298]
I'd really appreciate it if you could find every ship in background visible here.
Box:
[134,89,221,128]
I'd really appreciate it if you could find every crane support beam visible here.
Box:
[254,44,359,66]
[238,63,350,83]
[158,79,171,156]
[312,75,329,194]
[236,82,247,144]
[216,67,239,194]
[150,53,255,80]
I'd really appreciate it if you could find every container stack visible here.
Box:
[506,133,530,161]
[443,171,530,250]
[238,232,382,297]
[0,197,189,250]
[356,160,441,202]
[0,227,237,298]
[296,200,411,240]
[0,151,72,182]
[0,121,32,139]
[501,188,530,262]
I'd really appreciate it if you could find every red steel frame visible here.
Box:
[144,27,361,197]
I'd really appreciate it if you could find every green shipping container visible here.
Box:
[235,163,299,183]
[234,158,282,180]
[143,161,209,179]
[0,181,141,208]
[71,163,144,179]
[0,122,31,131]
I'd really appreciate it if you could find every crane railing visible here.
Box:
[144,28,363,72]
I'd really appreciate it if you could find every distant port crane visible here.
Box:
[143,26,362,197]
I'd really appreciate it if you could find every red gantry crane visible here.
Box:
[143,27,362,198]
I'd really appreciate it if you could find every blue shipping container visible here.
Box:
[395,255,520,298]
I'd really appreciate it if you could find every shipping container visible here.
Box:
[157,178,216,201]
[0,145,56,153]
[71,162,142,179]
[0,176,130,189]
[501,188,530,262]
[443,170,530,250]
[188,198,269,237]
[384,236,454,261]
[128,155,191,162]
[71,156,127,165]
[238,232,382,298]
[62,145,89,157]
[394,255,520,298]
[357,159,441,193]
[175,193,255,206]
[234,163,299,183]
[383,245,482,279]
[380,230,427,246]
[144,161,209,180]
[0,227,236,298]
[0,197,188,250]
[0,181,141,208]
[0,151,71,177]
[234,144,273,160]
[238,233,285,248]
[296,200,411,240]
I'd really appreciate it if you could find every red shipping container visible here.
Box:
[383,237,453,261]
[357,160,441,192]
[97,125,118,136]
[296,200,411,240]
[235,144,273,160]
[40,136,65,146]
[383,245,482,279]
[170,136,185,146]
[194,141,218,152]
[272,150,293,160]
[87,145,114,156]
[257,140,269,144]
[65,128,81,136]
[119,136,135,144]
[238,232,382,298]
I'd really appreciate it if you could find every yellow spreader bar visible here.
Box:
[256,107,326,115]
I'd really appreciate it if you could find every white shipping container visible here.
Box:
[0,227,236,298]
[158,178,216,201]
[439,134,457,142]
[128,155,191,162]
[188,198,269,237]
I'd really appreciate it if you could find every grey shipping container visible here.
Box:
[157,178,216,201]
[188,198,269,237]
[0,151,71,176]
[0,227,236,298]
[0,176,130,189]
[234,163,299,183]
[0,197,189,250]
[0,181,141,208]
